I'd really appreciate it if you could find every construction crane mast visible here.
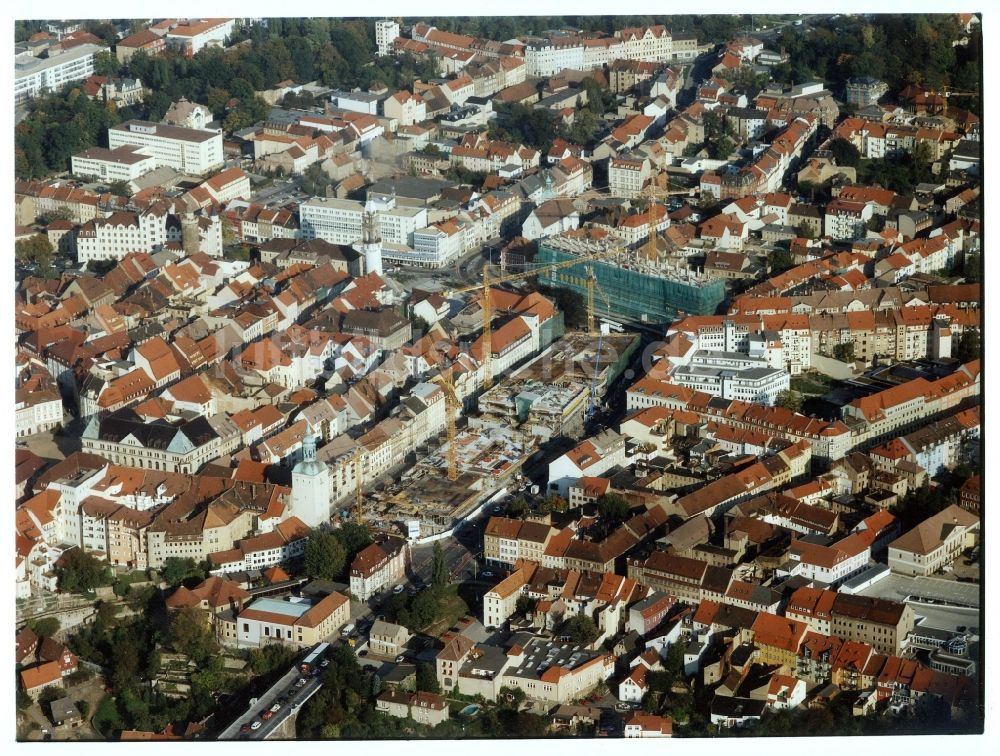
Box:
[451,246,622,385]
[437,369,461,482]
[353,445,363,524]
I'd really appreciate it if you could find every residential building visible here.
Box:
[15,43,103,105]
[349,536,410,600]
[887,505,979,577]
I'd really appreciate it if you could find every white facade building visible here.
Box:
[300,195,427,247]
[376,20,400,57]
[288,434,332,528]
[71,145,156,183]
[14,43,103,105]
[108,120,224,175]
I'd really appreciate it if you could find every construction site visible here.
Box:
[369,426,533,536]
[474,331,641,440]
[537,235,727,322]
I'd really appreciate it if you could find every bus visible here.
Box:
[299,642,330,674]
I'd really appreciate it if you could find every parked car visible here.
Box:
[358,649,369,657]
[395,654,406,663]
[240,724,252,733]
[261,711,274,721]
[393,585,405,594]
[320,659,330,668]
[270,703,281,712]
[481,571,494,578]
[251,721,262,730]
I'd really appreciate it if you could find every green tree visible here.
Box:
[767,247,796,274]
[76,700,91,718]
[168,607,216,663]
[829,138,861,167]
[954,329,979,363]
[26,616,61,639]
[596,493,629,523]
[304,531,347,580]
[416,663,440,694]
[833,342,856,362]
[92,696,123,737]
[515,595,536,616]
[39,685,68,707]
[108,179,132,198]
[774,390,803,413]
[542,493,569,512]
[111,642,140,693]
[564,614,599,646]
[507,496,528,518]
[431,541,448,590]
[160,557,203,587]
[15,234,55,272]
[57,549,113,594]
[333,522,373,557]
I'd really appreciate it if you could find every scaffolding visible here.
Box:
[537,238,726,323]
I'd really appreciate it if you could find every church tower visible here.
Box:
[356,200,383,276]
[290,432,332,528]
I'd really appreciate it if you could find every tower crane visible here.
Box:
[353,445,364,525]
[437,368,461,482]
[642,173,690,262]
[449,246,622,387]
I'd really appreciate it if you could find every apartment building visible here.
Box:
[608,157,651,199]
[829,594,916,656]
[887,505,979,577]
[15,43,103,105]
[349,536,410,600]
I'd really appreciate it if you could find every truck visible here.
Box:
[299,642,330,674]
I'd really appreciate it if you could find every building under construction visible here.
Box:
[474,331,641,440]
[537,235,726,323]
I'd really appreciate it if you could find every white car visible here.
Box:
[251,721,262,731]
[393,584,405,594]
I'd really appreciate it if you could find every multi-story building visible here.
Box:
[887,505,979,577]
[829,594,916,656]
[669,351,789,406]
[71,145,156,183]
[108,120,224,175]
[825,199,874,240]
[221,592,350,648]
[525,39,586,77]
[348,536,410,600]
[115,29,167,63]
[165,18,236,56]
[15,43,103,105]
[375,20,401,57]
[300,195,427,247]
[844,77,888,108]
[81,408,239,474]
[608,156,650,198]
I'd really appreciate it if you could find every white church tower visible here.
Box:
[356,200,383,276]
[290,433,331,528]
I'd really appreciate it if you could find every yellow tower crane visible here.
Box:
[642,173,692,261]
[585,267,612,336]
[353,445,363,524]
[438,368,461,482]
[450,247,623,384]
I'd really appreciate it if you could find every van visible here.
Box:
[341,623,355,636]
